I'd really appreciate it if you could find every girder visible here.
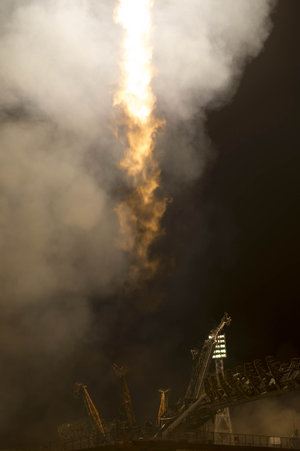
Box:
[161,356,300,434]
[184,313,231,402]
[113,364,136,430]
[162,313,231,437]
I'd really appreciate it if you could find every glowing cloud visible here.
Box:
[114,0,167,285]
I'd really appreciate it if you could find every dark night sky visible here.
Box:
[1,0,299,446]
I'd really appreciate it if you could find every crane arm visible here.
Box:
[75,383,106,438]
[113,364,135,428]
[158,389,170,424]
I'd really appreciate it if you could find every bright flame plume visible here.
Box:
[114,0,167,284]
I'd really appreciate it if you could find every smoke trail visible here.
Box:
[114,0,167,286]
[112,0,275,286]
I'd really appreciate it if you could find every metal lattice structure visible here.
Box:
[57,314,299,446]
[213,335,233,443]
[158,389,170,425]
[74,383,106,438]
[184,314,232,403]
[161,313,232,437]
[161,356,300,436]
[57,383,106,443]
[201,356,300,418]
[159,312,300,438]
[113,364,136,429]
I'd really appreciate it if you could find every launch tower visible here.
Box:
[210,333,233,442]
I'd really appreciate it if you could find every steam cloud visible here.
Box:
[0,0,275,440]
[152,0,275,185]
[232,394,300,437]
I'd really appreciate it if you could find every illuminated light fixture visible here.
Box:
[209,333,227,359]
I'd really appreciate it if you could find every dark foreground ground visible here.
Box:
[79,443,296,451]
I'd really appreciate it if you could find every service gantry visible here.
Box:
[158,314,300,439]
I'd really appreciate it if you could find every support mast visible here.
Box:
[211,334,233,440]
[162,313,231,437]
[113,364,135,429]
[74,382,106,438]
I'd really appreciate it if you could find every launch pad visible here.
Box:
[54,313,300,450]
[30,431,300,451]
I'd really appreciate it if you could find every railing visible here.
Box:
[0,436,103,451]
[170,431,300,449]
[1,431,300,451]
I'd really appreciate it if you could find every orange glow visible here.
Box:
[114,0,166,283]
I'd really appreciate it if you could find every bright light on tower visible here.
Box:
[209,334,227,359]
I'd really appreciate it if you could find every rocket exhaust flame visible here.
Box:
[114,0,167,284]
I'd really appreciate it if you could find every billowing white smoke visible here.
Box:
[232,394,300,437]
[0,0,126,310]
[152,0,275,183]
[154,0,274,118]
[0,0,275,305]
[0,0,275,434]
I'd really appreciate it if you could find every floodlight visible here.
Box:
[210,333,228,359]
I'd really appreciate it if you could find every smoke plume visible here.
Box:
[0,0,275,441]
[232,394,300,437]
[152,0,275,186]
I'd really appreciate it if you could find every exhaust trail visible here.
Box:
[114,0,167,286]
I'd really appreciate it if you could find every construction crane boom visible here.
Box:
[158,389,170,425]
[113,364,135,429]
[74,383,106,438]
